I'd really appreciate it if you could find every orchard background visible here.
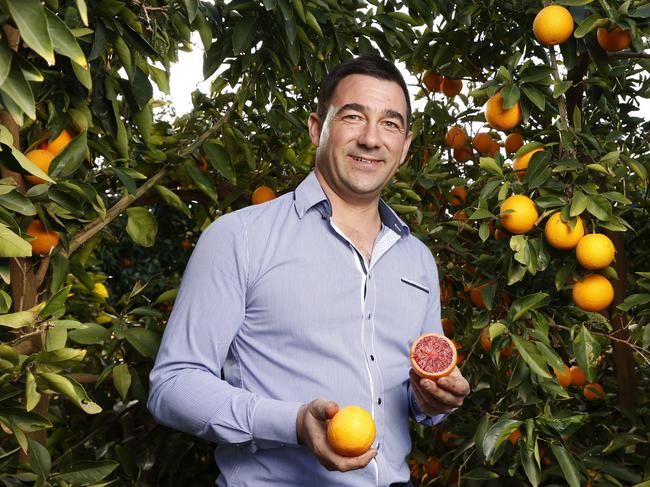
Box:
[0,0,649,485]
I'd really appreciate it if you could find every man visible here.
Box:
[148,55,470,486]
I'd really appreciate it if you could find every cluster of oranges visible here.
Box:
[24,129,73,184]
[422,71,463,98]
[554,363,606,400]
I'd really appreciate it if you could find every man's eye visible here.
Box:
[343,114,362,121]
[383,121,400,129]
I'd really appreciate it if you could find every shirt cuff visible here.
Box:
[251,397,303,450]
[408,384,453,426]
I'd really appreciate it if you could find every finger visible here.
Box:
[436,369,471,396]
[419,379,464,408]
[311,399,339,421]
[332,448,378,472]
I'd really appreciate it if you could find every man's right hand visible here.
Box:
[296,398,377,472]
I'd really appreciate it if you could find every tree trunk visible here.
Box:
[607,231,637,410]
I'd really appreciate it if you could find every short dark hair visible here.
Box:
[316,55,412,131]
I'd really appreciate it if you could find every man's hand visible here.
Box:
[296,398,377,472]
[409,367,470,415]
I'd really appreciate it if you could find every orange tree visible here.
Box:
[401,1,650,486]
[1,0,649,486]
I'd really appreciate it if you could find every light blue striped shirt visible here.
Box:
[148,171,446,486]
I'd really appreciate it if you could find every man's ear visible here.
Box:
[399,131,413,166]
[308,113,322,147]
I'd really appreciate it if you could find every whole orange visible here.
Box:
[513,148,545,181]
[570,365,587,386]
[472,133,494,154]
[423,70,442,92]
[576,233,615,270]
[544,212,585,250]
[25,150,55,184]
[553,364,572,388]
[500,194,538,234]
[572,274,614,312]
[485,92,522,131]
[26,219,60,255]
[251,185,277,205]
[327,405,376,457]
[45,129,73,155]
[445,126,467,149]
[597,27,632,52]
[441,77,462,97]
[533,5,574,46]
[504,133,524,154]
[583,383,606,400]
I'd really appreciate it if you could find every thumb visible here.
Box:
[311,399,339,421]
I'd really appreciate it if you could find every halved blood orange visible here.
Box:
[410,333,458,379]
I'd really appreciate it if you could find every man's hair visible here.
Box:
[316,54,412,131]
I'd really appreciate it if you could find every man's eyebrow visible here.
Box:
[335,103,406,127]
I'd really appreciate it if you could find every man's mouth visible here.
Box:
[350,155,382,164]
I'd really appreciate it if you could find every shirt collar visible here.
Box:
[293,171,410,237]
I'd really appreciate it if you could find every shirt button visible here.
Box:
[377,397,382,405]
[370,355,375,361]
[367,313,371,319]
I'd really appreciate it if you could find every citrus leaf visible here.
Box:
[72,60,92,89]
[586,195,612,221]
[0,309,37,329]
[521,85,546,112]
[125,327,160,359]
[511,335,552,378]
[617,293,650,312]
[574,14,608,39]
[182,0,198,22]
[509,293,550,321]
[112,363,131,401]
[39,372,101,414]
[25,372,41,412]
[0,189,37,215]
[232,17,258,55]
[0,61,36,120]
[573,325,601,382]
[154,288,178,304]
[553,80,573,98]
[550,445,580,487]
[125,207,157,247]
[570,190,588,217]
[27,438,51,479]
[74,0,88,25]
[45,8,87,68]
[519,65,554,83]
[55,460,119,484]
[501,82,520,109]
[155,185,191,218]
[0,39,12,86]
[6,0,54,65]
[520,445,541,487]
[68,323,111,345]
[479,156,503,176]
[184,163,218,202]
[483,419,522,463]
[0,223,32,258]
[203,141,237,184]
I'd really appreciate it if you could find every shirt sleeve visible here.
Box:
[407,245,449,426]
[147,212,302,451]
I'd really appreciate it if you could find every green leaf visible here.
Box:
[0,189,37,215]
[25,372,41,412]
[550,445,580,487]
[125,328,160,359]
[45,324,67,351]
[45,9,87,68]
[0,223,33,258]
[75,0,88,26]
[0,309,37,329]
[68,323,111,345]
[125,207,158,247]
[56,460,119,484]
[479,157,503,177]
[0,60,36,120]
[155,288,178,304]
[0,289,12,313]
[49,132,88,177]
[39,372,101,414]
[183,0,198,22]
[72,59,92,89]
[155,185,191,218]
[483,419,522,463]
[511,335,552,378]
[203,141,237,184]
[556,0,594,5]
[586,195,612,221]
[27,438,51,479]
[469,208,494,220]
[0,39,12,86]
[617,293,650,312]
[500,82,520,109]
[521,85,546,112]
[574,13,608,38]
[112,363,131,400]
[553,80,573,98]
[232,17,258,55]
[185,163,218,203]
[6,0,54,65]
[40,285,72,318]
[509,293,550,321]
[570,190,588,217]
[629,3,650,17]
[520,445,541,487]
[519,65,554,83]
[573,325,601,382]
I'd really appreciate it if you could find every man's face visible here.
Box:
[308,74,412,205]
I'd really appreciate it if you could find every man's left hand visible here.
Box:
[409,367,470,415]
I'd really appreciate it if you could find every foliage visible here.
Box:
[0,0,649,485]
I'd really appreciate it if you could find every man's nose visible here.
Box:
[357,122,381,148]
